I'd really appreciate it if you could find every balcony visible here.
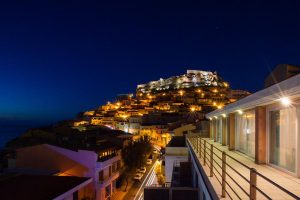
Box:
[96,154,121,169]
[98,171,120,188]
[187,135,300,200]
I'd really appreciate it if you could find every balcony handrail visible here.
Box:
[187,135,300,200]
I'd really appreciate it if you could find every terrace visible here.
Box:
[187,135,300,200]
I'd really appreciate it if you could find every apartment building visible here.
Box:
[206,70,300,175]
[15,144,122,200]
[184,65,300,200]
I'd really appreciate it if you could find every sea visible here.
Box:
[0,126,30,149]
[0,120,50,149]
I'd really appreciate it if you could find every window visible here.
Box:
[99,170,104,182]
[269,107,296,173]
[235,110,255,158]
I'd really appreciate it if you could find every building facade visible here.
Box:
[206,72,300,176]
[15,144,122,200]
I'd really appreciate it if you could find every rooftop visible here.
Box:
[0,174,91,200]
[166,136,186,147]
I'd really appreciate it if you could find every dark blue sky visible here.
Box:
[1,1,300,123]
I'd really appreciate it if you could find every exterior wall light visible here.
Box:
[222,114,226,118]
[214,116,218,119]
[237,109,243,115]
[280,97,291,106]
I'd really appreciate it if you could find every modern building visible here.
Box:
[14,144,122,200]
[164,136,189,183]
[144,136,199,200]
[206,69,300,173]
[183,66,300,200]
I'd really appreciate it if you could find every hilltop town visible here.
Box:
[71,70,249,147]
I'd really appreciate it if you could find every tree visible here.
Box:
[121,135,153,169]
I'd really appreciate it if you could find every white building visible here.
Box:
[164,136,189,183]
[15,144,122,200]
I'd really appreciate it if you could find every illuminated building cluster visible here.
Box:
[74,70,250,147]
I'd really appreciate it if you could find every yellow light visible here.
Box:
[208,117,212,120]
[237,109,243,115]
[162,93,166,96]
[179,90,184,96]
[116,102,121,106]
[222,113,226,118]
[190,107,196,112]
[213,102,216,106]
[196,89,201,93]
[280,97,291,106]
[213,89,218,93]
[214,116,218,119]
[217,105,223,109]
[224,82,228,87]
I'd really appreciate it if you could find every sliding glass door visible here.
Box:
[235,110,255,158]
[216,118,222,143]
[269,107,297,173]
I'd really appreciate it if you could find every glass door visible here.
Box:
[235,110,255,158]
[216,118,222,143]
[269,107,296,173]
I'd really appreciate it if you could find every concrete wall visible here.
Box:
[165,155,188,183]
[174,124,196,136]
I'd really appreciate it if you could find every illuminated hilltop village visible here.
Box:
[74,70,250,147]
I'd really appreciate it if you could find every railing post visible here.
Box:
[199,138,202,158]
[196,137,199,153]
[250,168,257,200]
[210,143,213,177]
[204,140,207,166]
[221,151,226,198]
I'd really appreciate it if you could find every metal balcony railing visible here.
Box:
[187,135,300,200]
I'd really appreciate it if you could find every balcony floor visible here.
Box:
[189,137,300,200]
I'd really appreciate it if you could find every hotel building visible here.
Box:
[185,66,300,200]
[14,144,122,200]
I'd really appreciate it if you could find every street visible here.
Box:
[122,156,159,200]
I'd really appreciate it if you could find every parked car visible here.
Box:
[146,159,152,165]
[139,167,146,173]
[133,173,143,181]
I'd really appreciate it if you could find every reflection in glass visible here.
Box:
[269,108,296,173]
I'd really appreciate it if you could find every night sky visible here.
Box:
[1,1,300,123]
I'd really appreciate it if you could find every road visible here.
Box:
[122,158,159,200]
[134,160,158,200]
